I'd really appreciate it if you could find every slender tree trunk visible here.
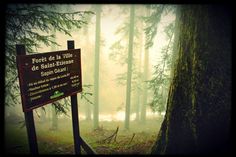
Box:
[152,5,231,154]
[141,8,150,124]
[93,5,101,129]
[135,13,144,122]
[141,46,149,123]
[83,15,92,121]
[124,5,135,130]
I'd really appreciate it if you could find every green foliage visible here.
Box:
[148,22,175,113]
[6,5,93,52]
[164,22,174,39]
[42,84,94,116]
[115,65,143,92]
[109,19,140,66]
[143,5,164,49]
[80,84,94,105]
[144,5,175,49]
[143,5,176,113]
[52,99,70,116]
[148,64,170,113]
[109,5,145,92]
[109,39,127,66]
[5,4,94,113]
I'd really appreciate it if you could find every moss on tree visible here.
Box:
[151,5,231,154]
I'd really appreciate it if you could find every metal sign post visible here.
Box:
[67,40,82,154]
[16,45,39,154]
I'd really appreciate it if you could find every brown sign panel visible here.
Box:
[16,49,82,112]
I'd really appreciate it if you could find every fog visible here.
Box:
[5,4,176,154]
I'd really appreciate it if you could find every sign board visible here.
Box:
[16,49,82,112]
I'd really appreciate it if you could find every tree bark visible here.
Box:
[152,5,231,154]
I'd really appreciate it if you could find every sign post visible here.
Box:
[16,45,39,154]
[16,40,85,154]
[68,40,81,154]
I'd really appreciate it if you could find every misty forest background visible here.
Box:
[4,4,231,154]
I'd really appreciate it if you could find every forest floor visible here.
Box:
[5,116,163,154]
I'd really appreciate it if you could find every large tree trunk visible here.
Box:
[152,5,231,154]
[124,5,135,130]
[93,5,101,129]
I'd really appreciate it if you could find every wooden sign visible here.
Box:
[16,49,82,112]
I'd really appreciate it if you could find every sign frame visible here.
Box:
[16,48,82,112]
